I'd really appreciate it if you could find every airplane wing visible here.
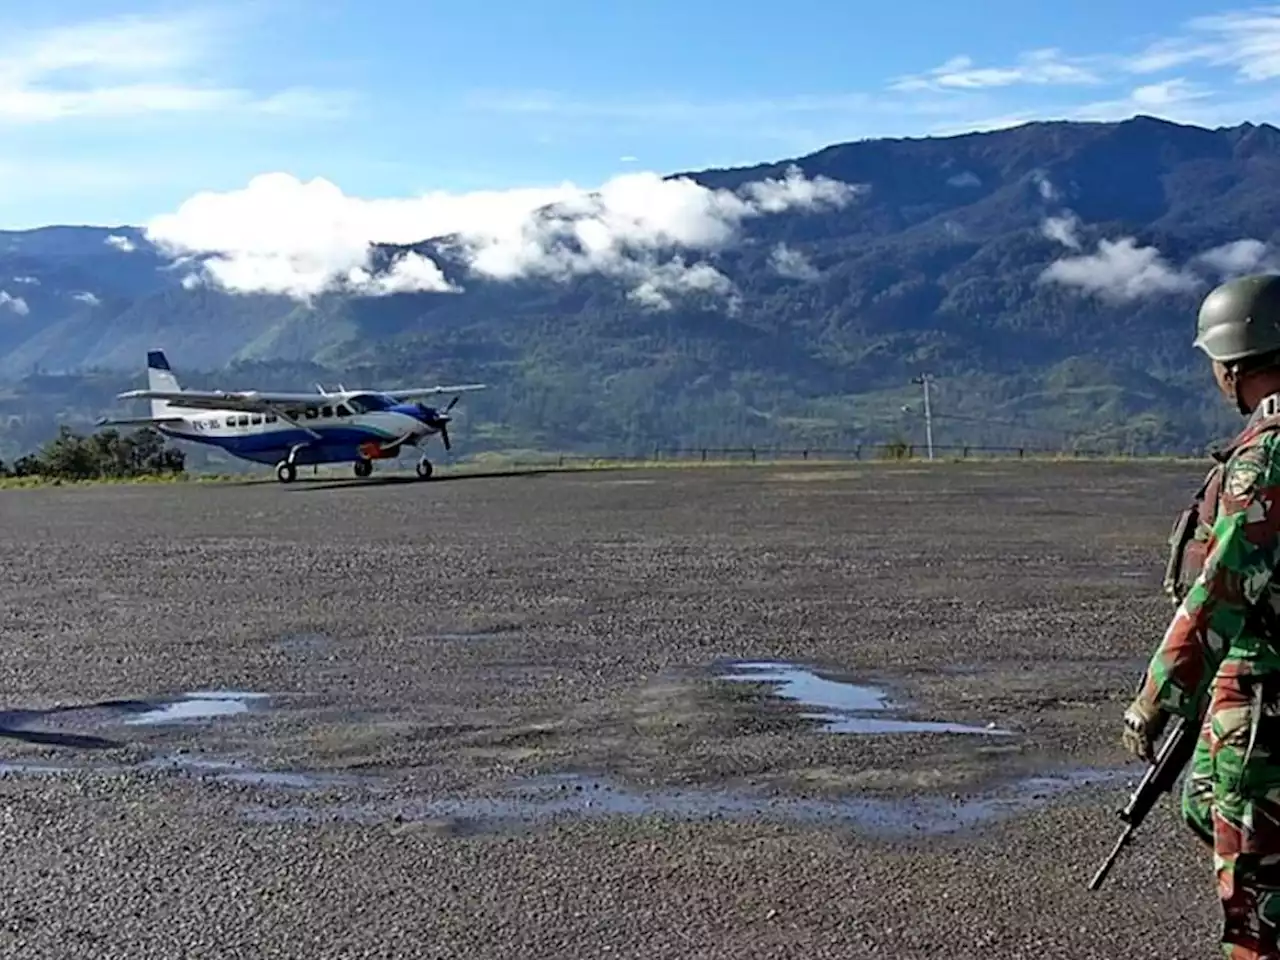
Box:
[115,388,328,440]
[96,415,187,427]
[116,388,335,413]
[389,384,488,401]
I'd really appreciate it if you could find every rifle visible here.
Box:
[1088,713,1200,891]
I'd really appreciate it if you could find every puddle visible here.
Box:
[0,753,358,792]
[139,754,357,789]
[241,767,1130,835]
[124,691,270,726]
[0,761,77,776]
[419,632,505,642]
[718,661,1012,736]
[273,632,330,653]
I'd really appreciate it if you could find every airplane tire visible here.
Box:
[276,460,297,483]
[353,458,373,478]
[415,458,433,480]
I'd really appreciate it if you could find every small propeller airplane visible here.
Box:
[97,350,486,483]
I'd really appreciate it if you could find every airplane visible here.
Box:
[97,350,486,483]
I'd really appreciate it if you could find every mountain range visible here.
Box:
[4,113,1279,465]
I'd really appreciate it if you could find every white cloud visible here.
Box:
[947,171,981,188]
[0,290,29,315]
[146,165,862,309]
[71,291,100,306]
[1193,239,1280,278]
[769,243,819,280]
[1038,209,1280,303]
[10,275,38,284]
[104,234,136,252]
[1032,171,1058,201]
[1041,237,1202,302]
[0,11,349,123]
[347,252,458,296]
[889,49,1103,93]
[1041,213,1081,250]
[1125,8,1280,81]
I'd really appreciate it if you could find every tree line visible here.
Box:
[0,426,185,480]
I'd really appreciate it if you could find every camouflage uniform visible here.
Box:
[1133,274,1280,958]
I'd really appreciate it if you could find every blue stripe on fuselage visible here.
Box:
[158,423,409,465]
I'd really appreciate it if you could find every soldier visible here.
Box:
[1124,273,1280,958]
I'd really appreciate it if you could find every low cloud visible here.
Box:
[1041,212,1082,250]
[0,291,30,316]
[71,291,101,306]
[104,234,135,252]
[1192,238,1280,277]
[769,243,819,280]
[1038,207,1279,303]
[1041,237,1201,302]
[148,165,862,309]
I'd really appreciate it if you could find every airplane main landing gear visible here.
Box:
[415,457,434,480]
[275,443,309,484]
[353,458,373,479]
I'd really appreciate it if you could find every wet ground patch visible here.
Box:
[238,764,1132,837]
[713,659,1012,737]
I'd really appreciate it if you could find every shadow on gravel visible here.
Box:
[0,699,158,750]
[285,469,558,492]
[0,691,271,750]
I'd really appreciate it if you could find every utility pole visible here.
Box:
[911,374,934,461]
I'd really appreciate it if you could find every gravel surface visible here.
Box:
[0,461,1227,957]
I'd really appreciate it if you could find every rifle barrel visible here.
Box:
[1088,823,1133,891]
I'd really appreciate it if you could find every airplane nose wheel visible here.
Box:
[415,457,433,480]
[275,460,297,483]
[353,458,373,479]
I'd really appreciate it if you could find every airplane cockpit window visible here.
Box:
[266,414,278,423]
[336,404,351,417]
[251,414,263,425]
[321,405,333,418]
[237,415,249,426]
[346,394,391,414]
[304,407,318,419]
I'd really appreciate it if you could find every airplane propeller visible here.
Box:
[416,395,461,451]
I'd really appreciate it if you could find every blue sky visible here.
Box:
[2,0,1279,227]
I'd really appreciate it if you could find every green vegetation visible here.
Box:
[0,426,186,483]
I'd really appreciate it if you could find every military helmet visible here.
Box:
[1194,273,1280,363]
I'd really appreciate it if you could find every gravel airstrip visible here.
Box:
[0,460,1227,958]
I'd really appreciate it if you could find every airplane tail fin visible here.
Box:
[146,350,183,417]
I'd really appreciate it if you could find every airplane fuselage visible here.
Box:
[158,397,439,467]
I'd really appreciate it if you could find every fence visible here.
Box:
[486,442,1185,469]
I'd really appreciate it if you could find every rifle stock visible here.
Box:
[1088,714,1200,891]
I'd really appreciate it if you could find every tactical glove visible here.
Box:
[1122,695,1169,763]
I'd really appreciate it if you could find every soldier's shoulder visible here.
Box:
[1222,430,1280,500]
